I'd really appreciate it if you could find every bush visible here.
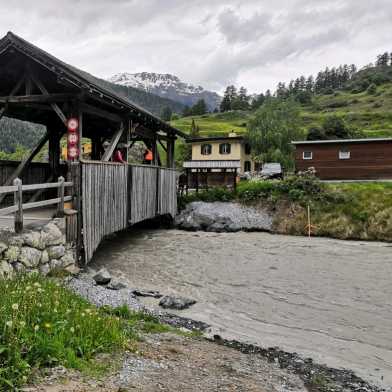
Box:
[178,187,235,209]
[367,83,377,95]
[0,275,131,389]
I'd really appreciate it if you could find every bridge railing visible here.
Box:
[0,177,73,233]
[81,161,177,263]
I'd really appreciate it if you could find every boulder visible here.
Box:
[60,252,75,268]
[48,245,65,259]
[107,279,127,290]
[19,247,42,268]
[132,289,162,298]
[40,250,49,264]
[4,246,20,262]
[39,263,50,276]
[50,259,62,270]
[159,295,196,310]
[12,262,26,273]
[64,264,80,276]
[23,231,45,250]
[93,268,111,285]
[40,223,64,247]
[0,260,13,279]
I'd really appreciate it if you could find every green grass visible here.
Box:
[172,83,392,140]
[0,275,171,390]
[171,110,251,137]
[179,177,392,241]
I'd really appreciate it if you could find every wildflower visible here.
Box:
[70,327,75,333]
[33,282,41,288]
[44,323,51,329]
[5,321,12,328]
[34,325,39,332]
[81,312,85,317]
[54,308,58,313]
[20,321,26,327]
[11,303,19,311]
[26,285,31,291]
[66,309,71,314]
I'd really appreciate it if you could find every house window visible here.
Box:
[244,161,251,172]
[219,143,231,154]
[303,151,313,160]
[245,143,251,155]
[201,144,212,155]
[339,150,350,160]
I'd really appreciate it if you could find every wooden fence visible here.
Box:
[81,162,128,263]
[81,161,177,263]
[0,177,73,233]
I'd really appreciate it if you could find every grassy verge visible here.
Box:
[179,176,392,241]
[0,275,171,390]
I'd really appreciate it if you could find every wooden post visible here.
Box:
[167,138,175,169]
[13,178,23,233]
[195,169,199,194]
[233,169,237,192]
[57,176,65,218]
[186,169,189,195]
[152,138,158,166]
[48,128,61,178]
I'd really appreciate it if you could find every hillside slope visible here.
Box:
[172,82,392,138]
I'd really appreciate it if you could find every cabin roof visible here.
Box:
[0,31,187,138]
[292,138,392,145]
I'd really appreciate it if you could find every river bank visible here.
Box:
[25,267,383,392]
[88,228,392,390]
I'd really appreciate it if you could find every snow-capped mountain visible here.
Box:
[108,72,221,111]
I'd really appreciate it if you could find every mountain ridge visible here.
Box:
[108,72,221,111]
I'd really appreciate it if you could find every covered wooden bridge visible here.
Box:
[0,32,186,263]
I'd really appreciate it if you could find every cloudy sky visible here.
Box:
[0,0,391,94]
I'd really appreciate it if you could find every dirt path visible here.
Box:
[90,229,392,390]
[26,333,306,392]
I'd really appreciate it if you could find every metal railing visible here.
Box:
[0,177,73,233]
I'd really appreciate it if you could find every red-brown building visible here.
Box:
[292,138,392,180]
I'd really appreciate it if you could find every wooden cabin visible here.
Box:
[182,133,254,189]
[293,138,392,180]
[0,32,186,262]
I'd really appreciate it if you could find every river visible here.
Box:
[90,229,392,389]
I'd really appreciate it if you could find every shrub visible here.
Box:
[367,83,377,95]
[178,187,235,209]
[0,275,131,389]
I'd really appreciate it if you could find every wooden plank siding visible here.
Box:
[294,140,392,180]
[81,161,128,263]
[81,161,178,263]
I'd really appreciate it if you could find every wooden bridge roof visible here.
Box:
[0,31,187,139]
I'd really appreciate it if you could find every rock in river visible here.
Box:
[93,268,111,285]
[159,295,196,310]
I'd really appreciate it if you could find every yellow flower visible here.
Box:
[11,303,19,311]
[44,323,51,329]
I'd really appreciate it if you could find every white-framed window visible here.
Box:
[339,150,351,160]
[201,144,212,155]
[303,151,313,160]
[219,143,231,155]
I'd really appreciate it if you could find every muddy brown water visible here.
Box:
[90,230,392,389]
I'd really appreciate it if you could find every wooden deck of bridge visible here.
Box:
[0,32,185,263]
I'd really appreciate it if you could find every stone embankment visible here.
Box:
[0,219,78,279]
[175,201,273,232]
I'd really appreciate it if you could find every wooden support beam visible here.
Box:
[167,138,175,169]
[158,139,167,152]
[28,71,68,126]
[48,127,61,177]
[0,75,26,121]
[102,123,124,161]
[0,93,75,104]
[80,102,122,124]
